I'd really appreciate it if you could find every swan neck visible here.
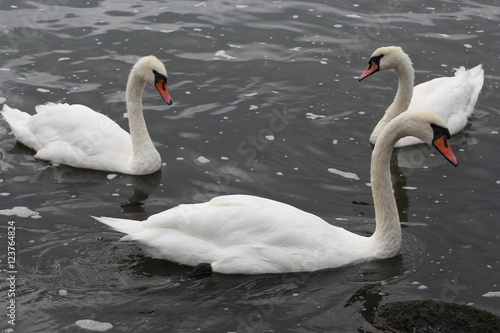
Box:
[370,121,403,253]
[392,62,415,113]
[125,71,156,159]
[371,60,414,143]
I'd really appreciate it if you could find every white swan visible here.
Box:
[0,55,173,175]
[93,110,458,275]
[359,46,483,147]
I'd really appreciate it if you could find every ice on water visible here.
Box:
[0,206,41,219]
[75,319,113,332]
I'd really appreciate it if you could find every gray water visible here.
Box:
[0,0,499,332]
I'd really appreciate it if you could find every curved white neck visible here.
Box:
[370,60,414,143]
[369,117,406,256]
[125,71,157,161]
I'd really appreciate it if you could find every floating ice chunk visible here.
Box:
[327,168,359,180]
[58,57,70,61]
[305,112,326,120]
[107,174,117,180]
[37,88,50,93]
[249,105,258,110]
[59,289,68,296]
[464,44,472,48]
[197,156,210,164]
[265,135,274,141]
[0,97,6,103]
[0,206,41,219]
[403,186,417,190]
[346,14,361,18]
[75,319,113,331]
[482,291,500,297]
[214,50,236,60]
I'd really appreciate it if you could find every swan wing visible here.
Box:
[95,195,364,274]
[410,65,484,134]
[3,103,133,171]
[395,65,483,147]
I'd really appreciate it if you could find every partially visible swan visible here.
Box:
[1,55,173,175]
[93,110,458,276]
[359,46,483,147]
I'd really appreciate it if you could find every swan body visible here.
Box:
[94,110,458,275]
[359,46,483,147]
[1,55,173,175]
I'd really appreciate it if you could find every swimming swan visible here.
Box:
[359,46,483,147]
[1,55,173,175]
[93,110,458,275]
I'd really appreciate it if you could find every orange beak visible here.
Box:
[155,80,173,105]
[432,135,458,167]
[359,61,379,81]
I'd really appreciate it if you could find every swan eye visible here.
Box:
[430,123,451,140]
[369,54,384,65]
[153,70,168,85]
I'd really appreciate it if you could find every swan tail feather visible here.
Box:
[1,104,31,126]
[468,64,484,81]
[466,64,484,118]
[92,216,144,241]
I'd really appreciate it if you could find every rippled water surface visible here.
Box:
[1,0,499,332]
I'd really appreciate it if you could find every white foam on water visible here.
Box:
[0,206,41,219]
[214,50,236,60]
[197,156,210,164]
[327,168,360,180]
[75,319,113,331]
[482,291,500,297]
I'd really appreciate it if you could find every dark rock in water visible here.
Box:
[374,299,500,333]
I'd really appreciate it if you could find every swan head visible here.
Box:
[359,46,412,81]
[131,55,173,105]
[395,111,458,167]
